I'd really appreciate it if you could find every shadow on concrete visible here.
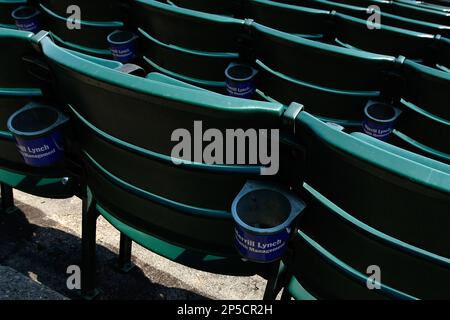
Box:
[0,202,208,300]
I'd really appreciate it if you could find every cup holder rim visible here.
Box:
[364,101,401,124]
[225,62,258,82]
[231,181,306,235]
[12,6,40,20]
[7,103,68,138]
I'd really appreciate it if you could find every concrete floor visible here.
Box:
[0,265,66,300]
[0,190,267,300]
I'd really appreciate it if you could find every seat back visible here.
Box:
[353,131,450,170]
[289,179,450,299]
[40,0,124,21]
[400,59,450,120]
[436,36,450,69]
[169,0,237,16]
[40,35,286,266]
[137,27,234,86]
[416,0,450,7]
[298,0,450,37]
[0,28,39,88]
[287,228,401,299]
[255,59,376,124]
[334,13,436,61]
[283,111,450,299]
[396,0,450,12]
[0,28,76,197]
[388,60,450,162]
[321,0,383,6]
[251,22,395,91]
[39,3,121,57]
[294,111,450,259]
[389,1,450,25]
[291,0,380,17]
[0,28,42,166]
[324,0,450,24]
[130,0,246,52]
[393,99,450,161]
[244,0,331,37]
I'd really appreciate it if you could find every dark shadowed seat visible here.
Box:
[168,0,237,16]
[251,22,396,91]
[0,27,76,201]
[39,3,121,57]
[390,60,450,163]
[129,0,246,52]
[295,111,450,258]
[333,13,439,63]
[137,27,233,91]
[40,0,124,21]
[293,0,450,37]
[276,110,450,299]
[242,0,331,38]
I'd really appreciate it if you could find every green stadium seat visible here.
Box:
[396,0,450,13]
[352,132,450,172]
[293,111,450,259]
[415,0,450,7]
[294,0,450,37]
[400,59,449,121]
[251,22,396,91]
[0,28,44,169]
[1,1,448,300]
[328,0,450,25]
[145,71,208,90]
[276,110,450,299]
[370,60,450,163]
[391,131,450,164]
[255,59,375,126]
[435,35,450,69]
[242,0,331,38]
[333,13,438,63]
[389,1,450,25]
[285,184,449,299]
[277,261,317,300]
[0,28,76,203]
[40,0,124,22]
[129,0,246,52]
[0,28,40,89]
[393,99,450,163]
[142,55,227,91]
[38,33,286,295]
[137,27,234,88]
[39,3,121,57]
[283,231,411,299]
[168,0,237,16]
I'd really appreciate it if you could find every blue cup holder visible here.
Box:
[363,100,402,141]
[225,63,258,99]
[107,30,139,63]
[11,6,40,33]
[231,181,306,263]
[7,102,69,167]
